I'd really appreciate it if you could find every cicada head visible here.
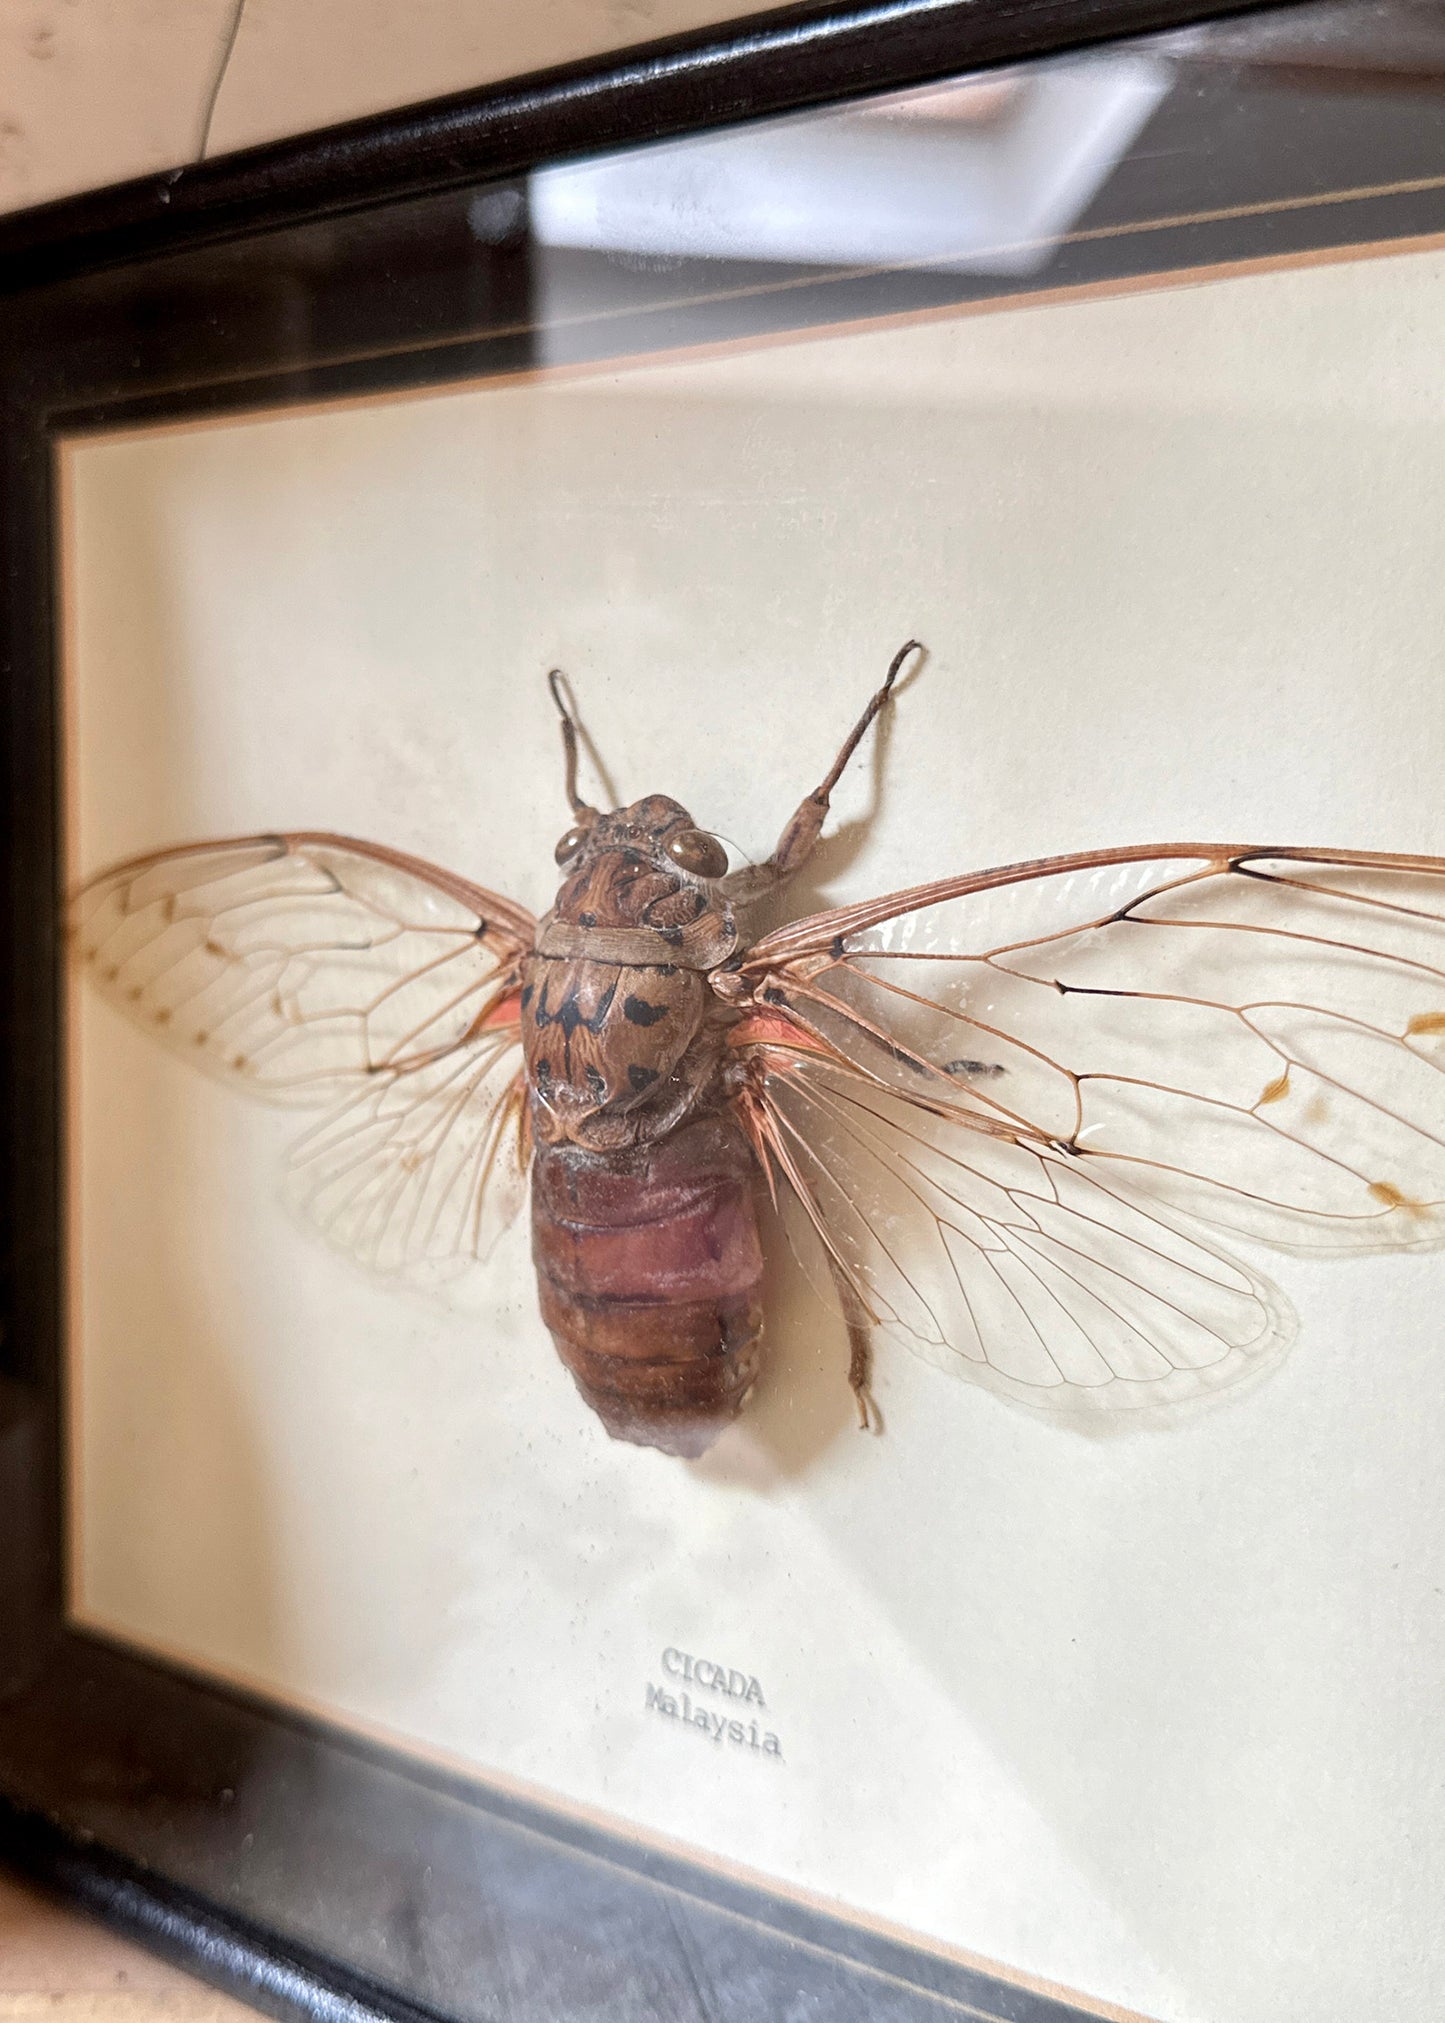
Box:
[550,795,729,932]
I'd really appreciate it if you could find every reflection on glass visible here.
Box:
[530,58,1170,276]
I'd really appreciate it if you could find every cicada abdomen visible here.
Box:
[531,1113,764,1458]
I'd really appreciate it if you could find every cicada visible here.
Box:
[71,643,1445,1456]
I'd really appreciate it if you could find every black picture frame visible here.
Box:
[5,0,1445,2016]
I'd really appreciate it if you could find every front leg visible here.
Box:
[721,639,921,907]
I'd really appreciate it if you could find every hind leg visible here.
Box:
[823,1246,882,1434]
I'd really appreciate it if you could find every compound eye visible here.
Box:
[554,824,590,866]
[665,828,729,879]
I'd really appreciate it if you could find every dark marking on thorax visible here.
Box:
[534,971,618,1042]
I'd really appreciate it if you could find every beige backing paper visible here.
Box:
[64,243,1445,2023]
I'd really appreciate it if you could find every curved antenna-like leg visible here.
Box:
[722,639,923,906]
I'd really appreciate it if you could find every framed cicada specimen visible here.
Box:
[69,649,1445,1459]
[11,5,1445,2023]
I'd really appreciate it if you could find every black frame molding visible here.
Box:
[0,0,1295,290]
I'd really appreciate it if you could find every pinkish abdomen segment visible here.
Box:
[530,1112,764,1458]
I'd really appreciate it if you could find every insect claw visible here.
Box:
[882,637,923,693]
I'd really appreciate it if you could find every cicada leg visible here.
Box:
[721,639,922,906]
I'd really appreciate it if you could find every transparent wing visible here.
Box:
[285,1022,529,1276]
[71,832,536,1273]
[735,1033,1294,1410]
[732,843,1445,1408]
[70,832,535,1101]
[744,845,1445,1260]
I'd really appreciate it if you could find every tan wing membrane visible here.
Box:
[734,845,1445,1409]
[745,847,1445,1259]
[70,833,534,1101]
[71,833,536,1271]
[286,1025,528,1275]
[742,1049,1294,1410]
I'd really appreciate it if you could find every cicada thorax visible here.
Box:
[522,796,763,1456]
[520,956,709,1147]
